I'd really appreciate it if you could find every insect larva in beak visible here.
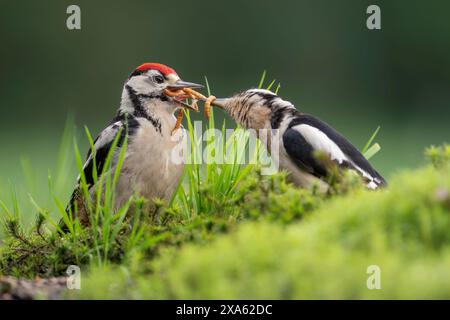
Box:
[171,109,184,135]
[164,88,186,97]
[183,88,207,100]
[164,87,217,130]
[204,96,216,119]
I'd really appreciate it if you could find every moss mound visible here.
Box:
[73,149,450,299]
[2,144,450,299]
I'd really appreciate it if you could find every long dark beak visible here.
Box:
[166,79,204,112]
[167,80,204,90]
[209,98,227,109]
[197,97,228,109]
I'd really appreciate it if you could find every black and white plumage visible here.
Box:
[209,89,387,192]
[66,63,202,226]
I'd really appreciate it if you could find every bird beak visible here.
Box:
[209,98,228,109]
[197,97,228,109]
[167,80,204,90]
[165,80,204,112]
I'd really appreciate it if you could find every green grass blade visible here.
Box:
[258,70,267,89]
[362,126,381,154]
[363,143,381,160]
[275,83,281,94]
[266,79,276,91]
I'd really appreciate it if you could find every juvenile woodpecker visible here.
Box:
[67,63,202,226]
[206,89,387,192]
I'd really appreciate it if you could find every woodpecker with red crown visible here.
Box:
[66,63,202,226]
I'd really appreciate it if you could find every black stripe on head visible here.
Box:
[129,69,168,81]
[255,92,277,104]
[271,107,298,129]
[240,90,275,110]
[128,69,145,79]
[125,85,162,133]
[126,85,142,111]
[246,91,298,129]
[240,91,258,107]
[248,90,280,110]
[271,107,287,129]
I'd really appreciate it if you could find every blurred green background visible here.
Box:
[0,0,449,211]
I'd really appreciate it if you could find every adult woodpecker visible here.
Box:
[67,63,202,226]
[204,89,387,192]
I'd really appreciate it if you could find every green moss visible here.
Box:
[425,144,450,169]
[71,159,450,299]
[0,168,324,279]
[5,144,450,299]
[0,230,93,278]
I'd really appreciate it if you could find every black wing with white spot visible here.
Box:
[282,114,387,188]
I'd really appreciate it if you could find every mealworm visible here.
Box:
[171,109,184,135]
[204,96,216,119]
[164,87,216,130]
[164,88,185,97]
[183,88,207,100]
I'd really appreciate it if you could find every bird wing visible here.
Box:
[81,121,125,187]
[65,121,125,226]
[65,115,139,225]
[282,114,387,188]
[81,115,141,187]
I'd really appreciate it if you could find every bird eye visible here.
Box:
[153,75,165,84]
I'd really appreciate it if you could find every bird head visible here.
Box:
[120,62,203,116]
[207,89,294,130]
